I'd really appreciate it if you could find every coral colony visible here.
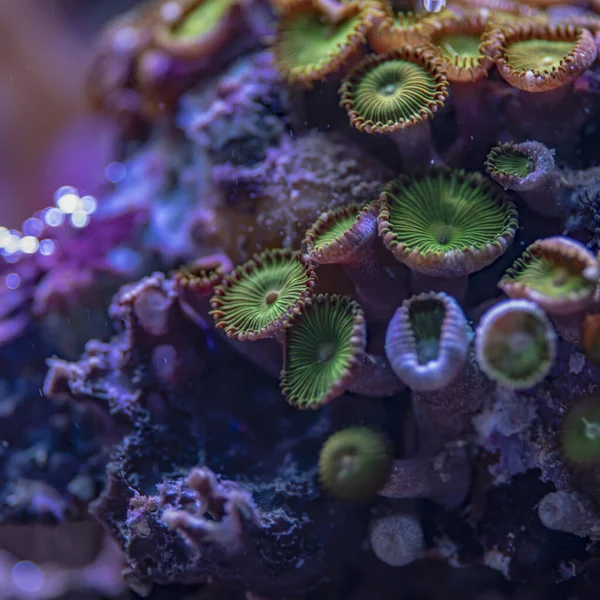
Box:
[6,0,600,596]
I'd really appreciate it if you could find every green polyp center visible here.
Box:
[484,312,550,384]
[432,222,456,245]
[216,255,309,336]
[265,290,280,305]
[172,0,232,39]
[551,267,569,286]
[319,427,390,500]
[381,83,399,95]
[506,39,575,73]
[583,417,600,441]
[562,398,600,465]
[284,299,358,407]
[279,10,361,71]
[334,449,358,480]
[418,339,441,364]
[505,249,594,300]
[386,173,513,255]
[353,59,438,125]
[313,212,359,250]
[438,34,482,61]
[409,300,445,364]
[317,342,337,363]
[491,149,534,179]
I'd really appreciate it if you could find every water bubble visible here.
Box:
[5,273,21,290]
[105,162,127,184]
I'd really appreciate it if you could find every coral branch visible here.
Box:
[162,467,261,554]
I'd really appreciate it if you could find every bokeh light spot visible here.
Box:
[11,561,44,593]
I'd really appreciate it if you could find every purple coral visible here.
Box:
[485,141,566,218]
[385,292,470,393]
[161,467,262,553]
[0,202,146,357]
[378,443,472,509]
[178,51,291,168]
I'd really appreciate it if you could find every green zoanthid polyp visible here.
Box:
[561,396,600,467]
[318,426,392,501]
